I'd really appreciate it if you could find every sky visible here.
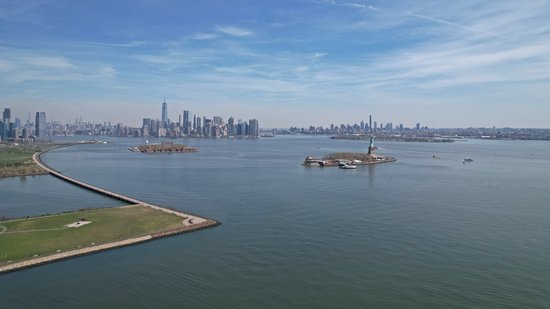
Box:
[1,0,549,128]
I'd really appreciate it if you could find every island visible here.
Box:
[303,137,397,167]
[129,141,198,153]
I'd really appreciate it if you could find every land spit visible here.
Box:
[0,148,219,274]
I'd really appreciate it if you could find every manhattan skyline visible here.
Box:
[1,1,549,128]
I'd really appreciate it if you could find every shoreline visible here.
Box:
[0,171,49,179]
[0,144,220,274]
[0,219,219,274]
[0,141,102,179]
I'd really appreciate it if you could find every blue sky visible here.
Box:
[1,0,549,128]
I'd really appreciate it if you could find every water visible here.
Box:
[1,136,549,307]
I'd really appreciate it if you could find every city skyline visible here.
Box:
[2,1,550,128]
[0,102,262,139]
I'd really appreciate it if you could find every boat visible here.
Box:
[463,158,474,162]
[303,156,323,167]
[339,164,357,169]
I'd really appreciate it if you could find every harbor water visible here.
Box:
[1,136,549,307]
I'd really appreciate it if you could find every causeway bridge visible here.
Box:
[33,152,145,205]
[31,151,215,225]
[1,149,218,274]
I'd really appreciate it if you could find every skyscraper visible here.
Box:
[228,117,235,136]
[2,108,11,138]
[183,110,190,134]
[369,114,372,132]
[248,119,259,137]
[35,112,47,140]
[3,108,10,123]
[213,116,222,126]
[196,117,202,136]
[161,99,168,129]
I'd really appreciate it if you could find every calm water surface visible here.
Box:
[1,136,549,307]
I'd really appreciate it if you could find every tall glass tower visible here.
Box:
[183,110,189,134]
[35,112,47,140]
[161,99,168,129]
[2,108,11,138]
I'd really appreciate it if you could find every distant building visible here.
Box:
[35,112,47,140]
[228,117,235,136]
[237,120,248,136]
[213,116,223,126]
[196,117,202,136]
[369,114,372,132]
[157,127,166,137]
[2,108,11,138]
[249,119,259,137]
[3,108,10,123]
[161,99,168,129]
[183,110,190,134]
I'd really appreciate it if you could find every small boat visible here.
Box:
[339,164,357,169]
[463,158,474,162]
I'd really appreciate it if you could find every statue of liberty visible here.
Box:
[367,136,375,155]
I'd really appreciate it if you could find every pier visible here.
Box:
[0,150,219,274]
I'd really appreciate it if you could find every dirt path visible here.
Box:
[0,225,6,235]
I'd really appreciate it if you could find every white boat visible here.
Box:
[339,164,357,169]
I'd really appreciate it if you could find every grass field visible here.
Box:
[0,205,186,263]
[0,143,51,177]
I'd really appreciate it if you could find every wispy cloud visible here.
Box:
[192,33,219,40]
[314,0,382,12]
[216,25,253,37]
[312,52,328,59]
[406,11,507,40]
[23,56,76,69]
[92,41,147,47]
[0,47,116,84]
[3,0,550,127]
[0,0,50,22]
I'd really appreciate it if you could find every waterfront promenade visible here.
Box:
[0,149,219,274]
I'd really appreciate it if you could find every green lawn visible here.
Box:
[0,205,186,263]
[0,143,50,177]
